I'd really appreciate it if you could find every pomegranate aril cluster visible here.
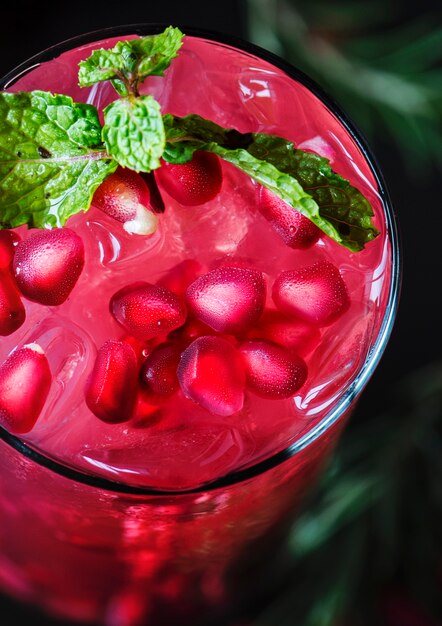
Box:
[0,246,351,431]
[0,167,159,433]
[0,165,353,434]
[0,227,85,339]
[84,256,350,423]
[0,227,87,433]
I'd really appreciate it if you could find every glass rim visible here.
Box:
[0,23,402,496]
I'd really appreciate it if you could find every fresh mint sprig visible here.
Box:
[0,91,116,229]
[80,28,183,171]
[78,26,184,97]
[0,26,379,251]
[163,115,378,251]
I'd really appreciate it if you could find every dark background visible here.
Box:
[0,0,441,624]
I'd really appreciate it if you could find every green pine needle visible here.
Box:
[247,0,442,178]
[252,360,442,626]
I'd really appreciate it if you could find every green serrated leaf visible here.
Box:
[78,40,135,94]
[163,114,378,251]
[78,27,184,95]
[130,26,184,78]
[248,134,379,248]
[103,95,165,172]
[0,91,117,229]
[163,140,201,164]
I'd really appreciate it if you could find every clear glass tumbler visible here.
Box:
[0,24,400,626]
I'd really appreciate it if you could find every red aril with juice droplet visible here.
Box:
[258,186,322,249]
[273,260,350,326]
[140,342,182,397]
[239,340,308,399]
[13,228,85,306]
[0,270,26,336]
[92,167,158,236]
[110,282,187,342]
[155,152,223,206]
[0,343,52,434]
[85,340,138,424]
[186,266,266,335]
[177,335,245,416]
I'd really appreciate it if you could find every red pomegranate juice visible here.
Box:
[0,32,395,625]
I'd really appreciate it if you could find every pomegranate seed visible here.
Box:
[13,228,85,306]
[92,167,157,236]
[168,316,215,344]
[110,282,187,341]
[157,259,203,298]
[258,186,321,249]
[0,230,20,270]
[155,151,223,206]
[273,260,350,326]
[140,342,182,396]
[177,336,245,416]
[131,388,163,428]
[0,343,52,434]
[85,340,138,423]
[239,340,308,399]
[245,310,320,355]
[119,334,150,365]
[0,270,26,336]
[186,266,266,334]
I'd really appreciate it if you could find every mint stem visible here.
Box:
[1,151,111,165]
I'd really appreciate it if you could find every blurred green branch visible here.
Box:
[254,361,442,626]
[247,0,442,177]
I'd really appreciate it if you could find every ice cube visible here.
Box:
[19,315,96,436]
[80,420,248,490]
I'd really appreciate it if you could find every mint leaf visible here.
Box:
[246,135,380,249]
[103,95,165,172]
[163,140,200,164]
[78,27,184,96]
[0,91,117,229]
[131,27,184,78]
[163,115,248,163]
[78,40,135,96]
[79,28,178,173]
[163,114,379,251]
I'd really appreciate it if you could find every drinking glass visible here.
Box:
[0,24,400,626]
